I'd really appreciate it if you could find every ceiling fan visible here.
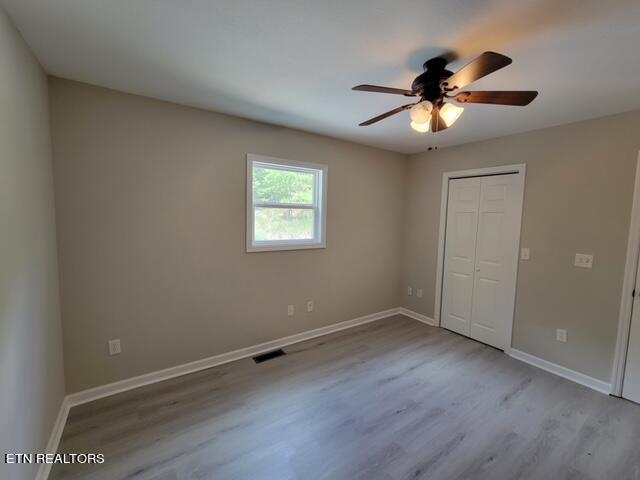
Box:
[352,51,538,133]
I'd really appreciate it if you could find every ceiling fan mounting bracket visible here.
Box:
[422,57,448,71]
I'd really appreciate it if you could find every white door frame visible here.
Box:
[611,151,640,396]
[434,163,526,354]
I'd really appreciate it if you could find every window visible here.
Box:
[246,154,327,252]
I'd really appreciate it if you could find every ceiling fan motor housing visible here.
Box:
[411,57,453,102]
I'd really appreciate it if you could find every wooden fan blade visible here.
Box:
[454,91,538,106]
[431,107,449,133]
[441,52,512,91]
[358,103,417,126]
[353,84,415,96]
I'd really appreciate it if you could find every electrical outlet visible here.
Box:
[407,286,413,296]
[417,289,423,298]
[574,253,593,269]
[306,300,313,312]
[556,329,567,343]
[520,247,530,260]
[108,339,121,355]
[287,305,294,316]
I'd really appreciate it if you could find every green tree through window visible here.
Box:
[253,166,314,205]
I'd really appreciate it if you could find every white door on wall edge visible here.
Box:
[441,174,522,351]
[623,274,640,403]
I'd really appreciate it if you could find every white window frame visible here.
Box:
[246,154,327,252]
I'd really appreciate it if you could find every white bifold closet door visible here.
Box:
[441,174,521,350]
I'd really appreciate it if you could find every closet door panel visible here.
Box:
[441,177,481,336]
[470,174,520,350]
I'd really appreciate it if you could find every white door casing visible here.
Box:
[622,270,640,403]
[611,151,640,397]
[440,170,525,351]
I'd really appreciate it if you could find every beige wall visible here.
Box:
[49,78,407,393]
[0,8,65,480]
[403,110,640,382]
[49,74,640,393]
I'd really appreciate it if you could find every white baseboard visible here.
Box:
[398,311,611,395]
[31,307,405,479]
[67,307,402,407]
[33,307,404,479]
[35,397,71,480]
[39,307,611,480]
[398,307,436,326]
[509,349,612,395]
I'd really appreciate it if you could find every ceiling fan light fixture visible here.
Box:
[440,102,464,127]
[409,101,432,123]
[410,120,430,133]
[353,52,537,130]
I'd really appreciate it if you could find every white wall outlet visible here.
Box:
[287,304,294,316]
[574,253,594,268]
[556,329,567,343]
[306,300,313,312]
[417,289,423,298]
[108,339,121,355]
[520,247,530,260]
[407,286,413,296]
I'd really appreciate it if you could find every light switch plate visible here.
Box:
[574,253,594,268]
[417,289,423,298]
[407,286,412,296]
[287,305,294,316]
[520,248,530,260]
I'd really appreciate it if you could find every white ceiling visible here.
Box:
[2,0,640,153]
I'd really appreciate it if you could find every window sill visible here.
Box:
[246,242,326,253]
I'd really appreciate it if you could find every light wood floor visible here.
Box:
[52,315,640,480]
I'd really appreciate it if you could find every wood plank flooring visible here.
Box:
[51,315,640,480]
